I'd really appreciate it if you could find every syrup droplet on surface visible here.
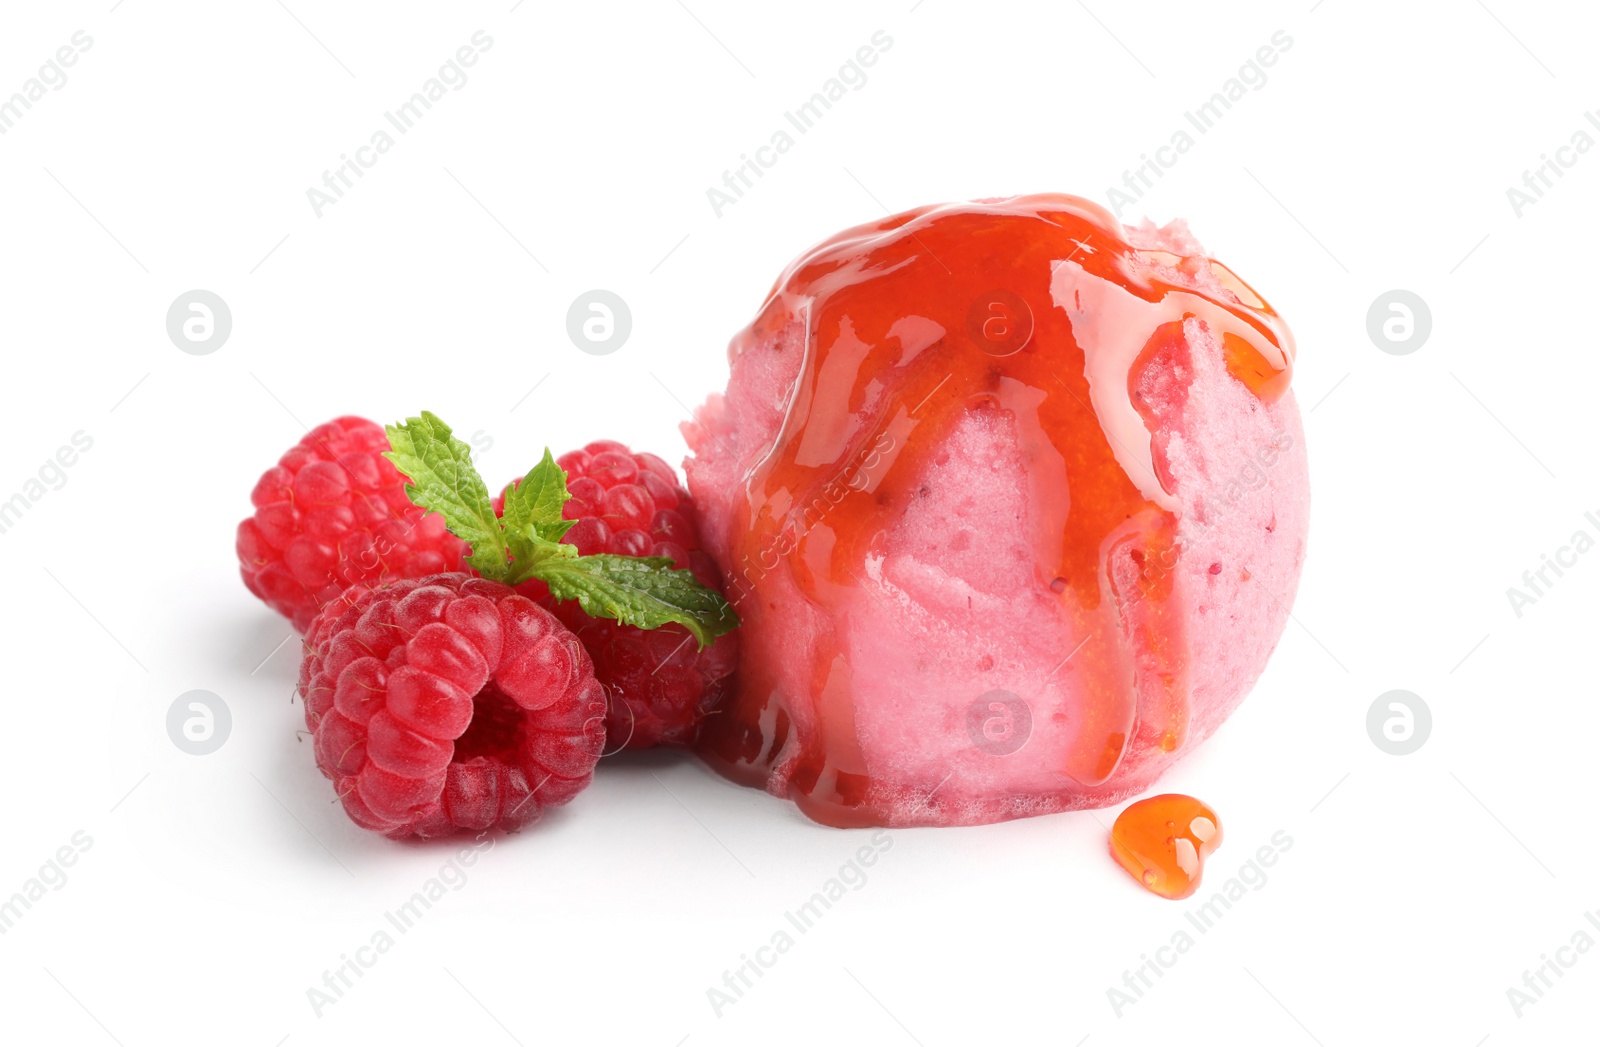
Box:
[1110,793,1223,900]
[695,194,1293,827]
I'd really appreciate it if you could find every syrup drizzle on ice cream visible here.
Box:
[696,194,1294,827]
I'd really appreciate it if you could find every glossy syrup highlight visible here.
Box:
[1109,793,1223,899]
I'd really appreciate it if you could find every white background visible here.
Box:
[1,1,1595,1044]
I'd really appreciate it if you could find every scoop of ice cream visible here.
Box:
[684,194,1308,827]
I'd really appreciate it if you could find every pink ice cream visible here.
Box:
[685,194,1308,827]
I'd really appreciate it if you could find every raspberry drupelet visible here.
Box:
[239,417,467,632]
[502,440,738,750]
[299,574,607,838]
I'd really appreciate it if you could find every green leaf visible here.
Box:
[501,449,574,544]
[385,413,742,648]
[534,553,739,647]
[383,412,508,581]
[503,522,578,582]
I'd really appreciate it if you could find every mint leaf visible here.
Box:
[534,553,739,646]
[387,412,740,647]
[384,412,508,580]
[503,523,579,583]
[501,449,574,544]
[500,451,576,576]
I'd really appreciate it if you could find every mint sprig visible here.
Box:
[383,412,738,647]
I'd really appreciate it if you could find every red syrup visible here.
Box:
[695,195,1293,827]
[1110,793,1222,900]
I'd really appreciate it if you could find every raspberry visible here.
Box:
[299,574,606,838]
[238,417,468,632]
[499,440,738,749]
